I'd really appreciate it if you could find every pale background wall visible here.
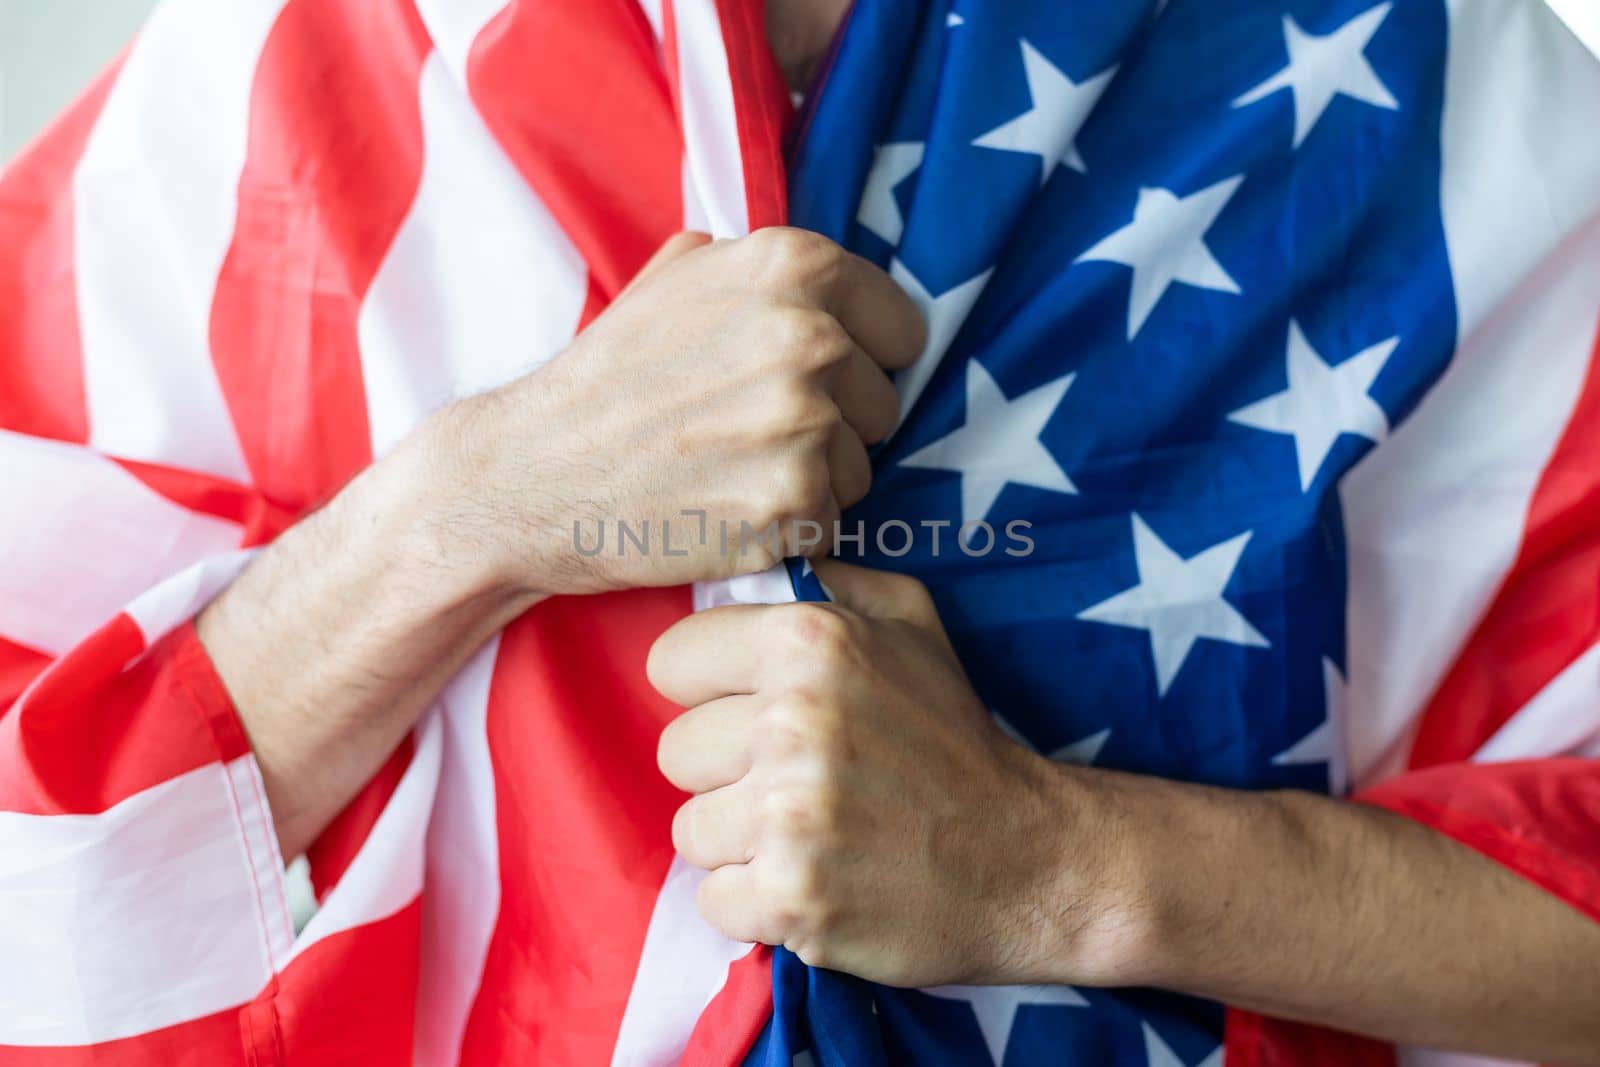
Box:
[0,0,154,161]
[0,0,1598,163]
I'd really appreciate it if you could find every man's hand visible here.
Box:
[649,560,1600,1064]
[433,228,926,595]
[200,228,925,859]
[646,559,1100,988]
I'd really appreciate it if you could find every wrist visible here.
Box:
[348,411,546,621]
[408,372,620,602]
[1005,760,1169,988]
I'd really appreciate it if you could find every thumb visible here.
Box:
[621,231,713,297]
[809,559,949,646]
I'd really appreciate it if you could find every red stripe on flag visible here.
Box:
[460,586,695,1065]
[681,946,775,1067]
[1224,1010,1395,1067]
[1361,758,1600,921]
[579,272,611,331]
[0,53,127,444]
[711,0,791,230]
[0,634,52,715]
[244,899,422,1067]
[113,457,295,547]
[1411,322,1600,767]
[0,1008,250,1067]
[208,0,432,514]
[0,620,248,816]
[468,0,685,299]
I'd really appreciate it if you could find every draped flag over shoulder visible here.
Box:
[0,1,1597,1066]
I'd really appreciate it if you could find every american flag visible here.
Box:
[1,1,1597,1066]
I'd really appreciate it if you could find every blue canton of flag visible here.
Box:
[746,0,1458,1064]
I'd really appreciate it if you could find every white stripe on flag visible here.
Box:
[123,550,256,647]
[355,20,586,1057]
[618,572,798,1061]
[0,431,241,656]
[670,0,751,238]
[1475,641,1600,763]
[413,0,511,86]
[0,756,287,1046]
[616,7,781,1045]
[287,714,442,964]
[611,857,760,1067]
[639,0,667,44]
[72,0,287,479]
[357,50,587,458]
[1340,0,1600,786]
[414,639,504,1067]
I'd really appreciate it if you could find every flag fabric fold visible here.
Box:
[1,1,1598,1065]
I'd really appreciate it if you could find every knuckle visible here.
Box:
[758,690,841,757]
[760,455,831,523]
[761,688,822,734]
[731,538,783,577]
[746,226,837,286]
[802,775,846,835]
[773,603,858,660]
[766,382,839,439]
[760,785,818,838]
[835,468,872,511]
[760,845,828,909]
[885,570,935,613]
[791,937,834,971]
[767,307,850,369]
[764,861,837,961]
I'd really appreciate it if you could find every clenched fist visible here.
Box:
[646,560,1117,989]
[429,228,926,595]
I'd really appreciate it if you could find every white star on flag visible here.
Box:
[1078,514,1269,696]
[900,359,1076,530]
[888,260,993,428]
[972,40,1116,185]
[923,984,1088,1064]
[1143,1023,1223,1067]
[1272,658,1350,795]
[1075,177,1244,339]
[857,142,925,245]
[1228,321,1397,491]
[1233,3,1399,148]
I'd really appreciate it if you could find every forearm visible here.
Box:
[1047,768,1600,1063]
[197,413,538,859]
[199,228,920,865]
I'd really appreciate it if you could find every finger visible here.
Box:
[658,694,762,793]
[697,863,783,946]
[826,426,872,511]
[673,782,759,870]
[818,252,928,372]
[810,558,946,638]
[828,346,900,444]
[784,488,840,560]
[647,605,771,707]
[620,231,712,297]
